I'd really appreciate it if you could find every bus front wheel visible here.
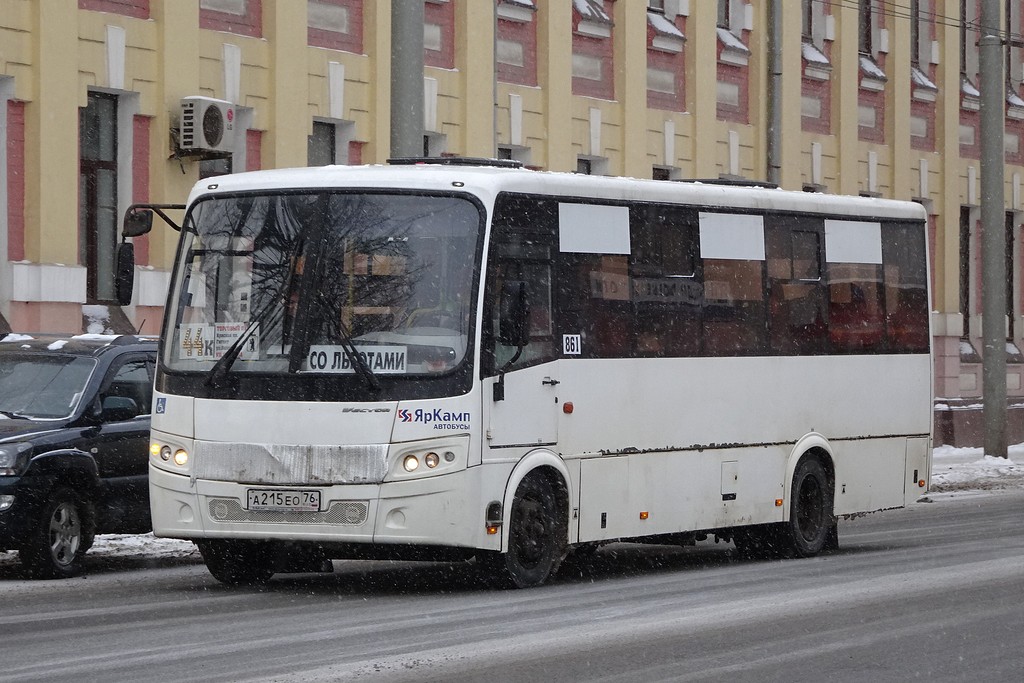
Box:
[780,456,835,557]
[198,539,275,585]
[481,474,566,588]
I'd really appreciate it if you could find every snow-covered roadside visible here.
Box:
[3,445,1022,565]
[929,443,1024,492]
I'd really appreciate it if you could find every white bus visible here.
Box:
[121,159,932,587]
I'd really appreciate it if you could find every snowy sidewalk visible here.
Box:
[929,443,1024,493]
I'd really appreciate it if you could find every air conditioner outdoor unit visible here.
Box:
[179,96,235,153]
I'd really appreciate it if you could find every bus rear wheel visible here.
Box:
[780,457,835,557]
[198,540,275,585]
[482,474,565,588]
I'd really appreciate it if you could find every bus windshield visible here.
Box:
[164,192,483,381]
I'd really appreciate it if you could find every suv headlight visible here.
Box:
[0,442,33,476]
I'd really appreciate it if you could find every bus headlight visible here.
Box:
[152,441,190,469]
[388,438,467,481]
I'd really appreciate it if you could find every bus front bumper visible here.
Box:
[148,463,490,550]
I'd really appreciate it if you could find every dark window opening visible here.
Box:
[960,206,971,338]
[308,121,336,166]
[79,91,118,303]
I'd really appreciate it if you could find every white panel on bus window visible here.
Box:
[558,203,631,255]
[824,219,883,264]
[698,212,766,261]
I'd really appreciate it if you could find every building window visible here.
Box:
[308,121,336,166]
[960,206,971,339]
[79,92,119,303]
[801,0,812,40]
[78,0,150,19]
[200,0,263,38]
[718,0,731,29]
[572,0,615,100]
[497,0,538,86]
[424,0,455,70]
[647,8,686,111]
[910,0,920,66]
[308,120,355,165]
[199,157,232,180]
[308,0,362,54]
[1008,212,1017,339]
[859,0,873,55]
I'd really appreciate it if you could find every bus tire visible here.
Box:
[198,540,274,585]
[780,456,835,558]
[19,488,95,579]
[484,474,566,588]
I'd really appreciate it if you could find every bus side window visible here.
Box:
[702,258,766,356]
[485,195,558,374]
[766,222,828,355]
[882,223,930,353]
[828,262,886,352]
[630,205,701,358]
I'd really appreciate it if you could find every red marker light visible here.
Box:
[563,402,574,414]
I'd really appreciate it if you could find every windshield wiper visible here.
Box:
[205,304,284,388]
[206,254,300,388]
[333,319,381,392]
[0,409,29,420]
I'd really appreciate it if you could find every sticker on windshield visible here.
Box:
[301,345,408,374]
[178,323,259,361]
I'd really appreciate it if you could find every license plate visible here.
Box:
[246,488,321,512]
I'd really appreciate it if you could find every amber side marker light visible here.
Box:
[775,498,784,507]
[919,479,926,487]
[639,511,649,520]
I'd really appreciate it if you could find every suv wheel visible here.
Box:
[20,488,95,579]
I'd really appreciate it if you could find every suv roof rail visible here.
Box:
[110,334,158,346]
[387,156,524,169]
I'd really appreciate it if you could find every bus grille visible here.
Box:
[193,442,388,485]
[207,499,369,525]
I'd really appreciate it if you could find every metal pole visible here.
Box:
[391,0,424,158]
[766,0,782,186]
[980,0,1008,457]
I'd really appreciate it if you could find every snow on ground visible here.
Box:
[929,443,1024,492]
[2,445,1022,565]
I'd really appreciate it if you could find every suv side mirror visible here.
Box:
[498,280,531,348]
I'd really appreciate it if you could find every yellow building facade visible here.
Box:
[1,0,1022,445]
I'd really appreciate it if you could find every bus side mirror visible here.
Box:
[498,280,531,348]
[114,242,135,306]
[122,208,154,238]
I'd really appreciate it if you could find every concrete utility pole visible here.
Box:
[391,0,425,158]
[980,0,1008,457]
[766,0,782,186]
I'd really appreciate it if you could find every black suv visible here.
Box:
[0,333,158,578]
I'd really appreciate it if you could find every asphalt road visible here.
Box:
[1,490,1021,683]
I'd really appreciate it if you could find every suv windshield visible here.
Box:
[0,354,96,419]
[164,192,483,382]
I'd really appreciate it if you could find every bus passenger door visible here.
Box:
[482,201,559,448]
[485,362,559,447]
